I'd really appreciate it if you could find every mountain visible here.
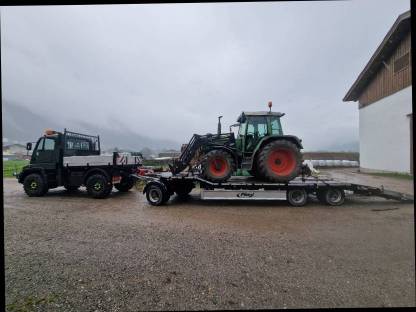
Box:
[2,100,179,151]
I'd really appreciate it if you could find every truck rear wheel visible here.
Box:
[23,173,48,197]
[257,140,302,183]
[86,174,112,199]
[201,149,235,183]
[114,177,135,192]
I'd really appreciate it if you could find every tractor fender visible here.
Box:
[18,167,47,184]
[83,168,112,185]
[250,135,303,170]
[143,180,168,195]
[205,145,239,166]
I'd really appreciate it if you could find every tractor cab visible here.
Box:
[235,111,285,155]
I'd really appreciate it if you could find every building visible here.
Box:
[343,10,412,174]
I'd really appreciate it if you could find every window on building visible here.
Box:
[394,52,410,73]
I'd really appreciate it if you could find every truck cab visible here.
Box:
[18,129,141,198]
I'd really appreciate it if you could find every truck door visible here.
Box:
[31,137,58,169]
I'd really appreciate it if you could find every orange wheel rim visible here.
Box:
[267,149,296,176]
[209,157,229,177]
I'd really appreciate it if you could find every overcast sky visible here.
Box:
[1,1,411,150]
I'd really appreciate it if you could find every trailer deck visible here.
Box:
[132,172,414,207]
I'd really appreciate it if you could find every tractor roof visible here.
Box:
[237,111,285,122]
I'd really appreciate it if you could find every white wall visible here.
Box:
[359,86,412,173]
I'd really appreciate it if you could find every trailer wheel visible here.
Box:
[86,174,112,199]
[23,173,48,197]
[323,188,345,206]
[114,177,135,192]
[287,189,308,207]
[146,185,166,206]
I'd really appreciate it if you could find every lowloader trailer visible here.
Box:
[133,172,414,207]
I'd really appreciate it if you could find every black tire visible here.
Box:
[257,140,302,183]
[287,189,308,207]
[146,185,166,206]
[201,149,235,183]
[114,177,135,192]
[323,188,345,206]
[86,174,112,199]
[23,173,48,197]
[64,184,79,192]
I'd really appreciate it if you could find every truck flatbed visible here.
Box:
[133,172,414,206]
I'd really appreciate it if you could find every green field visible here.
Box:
[3,160,29,178]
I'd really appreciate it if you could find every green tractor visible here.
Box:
[171,102,304,183]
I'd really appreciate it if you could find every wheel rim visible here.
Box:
[328,189,342,203]
[93,181,103,191]
[267,149,296,176]
[30,181,38,190]
[149,188,161,203]
[290,190,306,204]
[209,157,229,177]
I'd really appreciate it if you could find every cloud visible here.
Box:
[0,1,410,150]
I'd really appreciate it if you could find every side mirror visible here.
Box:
[26,142,32,151]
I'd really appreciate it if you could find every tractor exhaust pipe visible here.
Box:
[217,116,223,135]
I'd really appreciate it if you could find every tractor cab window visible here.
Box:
[270,117,283,135]
[245,116,268,152]
[238,123,247,137]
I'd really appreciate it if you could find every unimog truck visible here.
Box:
[171,102,304,183]
[17,129,142,198]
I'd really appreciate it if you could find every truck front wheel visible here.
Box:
[86,174,112,199]
[23,173,48,197]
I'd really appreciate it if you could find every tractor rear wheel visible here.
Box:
[201,149,235,183]
[257,140,302,183]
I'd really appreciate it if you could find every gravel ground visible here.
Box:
[4,169,415,311]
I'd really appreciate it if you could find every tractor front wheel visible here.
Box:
[257,140,302,183]
[201,150,235,183]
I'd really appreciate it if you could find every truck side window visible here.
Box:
[37,138,45,151]
[44,138,55,150]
